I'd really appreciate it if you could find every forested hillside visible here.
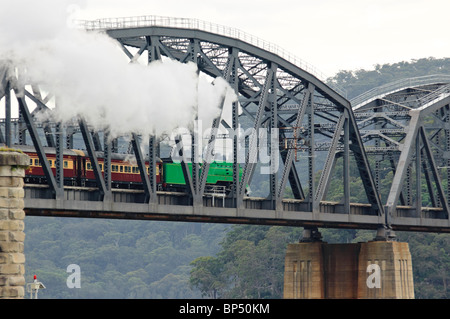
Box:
[24,57,450,299]
[24,217,228,298]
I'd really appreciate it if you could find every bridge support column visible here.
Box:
[284,239,414,299]
[0,150,29,299]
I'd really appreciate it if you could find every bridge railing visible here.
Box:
[417,83,450,108]
[351,74,450,109]
[77,15,347,97]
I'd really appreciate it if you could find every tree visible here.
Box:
[189,256,224,298]
[189,226,302,298]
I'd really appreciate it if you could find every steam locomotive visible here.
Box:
[17,145,238,193]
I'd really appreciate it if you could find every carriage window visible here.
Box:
[30,159,33,166]
[99,164,103,171]
[48,160,53,167]
[86,162,92,170]
[119,166,123,172]
[34,159,40,166]
[64,161,68,168]
[112,165,118,172]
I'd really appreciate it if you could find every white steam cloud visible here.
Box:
[0,0,236,139]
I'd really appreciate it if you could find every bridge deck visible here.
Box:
[24,185,449,233]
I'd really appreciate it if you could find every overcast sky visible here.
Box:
[75,0,450,77]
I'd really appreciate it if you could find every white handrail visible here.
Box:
[76,15,347,97]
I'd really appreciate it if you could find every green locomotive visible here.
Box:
[161,160,242,194]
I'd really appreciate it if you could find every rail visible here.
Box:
[76,15,346,97]
[417,83,450,108]
[351,74,450,109]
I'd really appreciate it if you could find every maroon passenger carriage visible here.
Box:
[17,145,163,189]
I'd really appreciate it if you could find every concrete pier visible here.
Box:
[284,240,414,299]
[0,150,29,299]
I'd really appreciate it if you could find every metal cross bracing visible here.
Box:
[351,75,450,232]
[85,17,383,218]
[0,16,448,233]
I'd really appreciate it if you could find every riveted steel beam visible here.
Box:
[314,112,346,211]
[131,133,155,203]
[419,127,449,217]
[238,63,276,202]
[198,95,226,197]
[79,118,107,200]
[276,83,312,208]
[17,96,58,197]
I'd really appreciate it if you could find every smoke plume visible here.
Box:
[0,0,236,139]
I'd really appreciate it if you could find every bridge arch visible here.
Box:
[82,16,382,216]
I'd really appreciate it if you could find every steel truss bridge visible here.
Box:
[1,16,449,235]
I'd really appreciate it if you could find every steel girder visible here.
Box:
[0,19,390,230]
[104,24,383,218]
[352,76,450,228]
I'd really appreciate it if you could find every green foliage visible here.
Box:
[397,232,450,298]
[189,256,224,299]
[189,225,302,298]
[24,217,227,298]
[0,147,24,153]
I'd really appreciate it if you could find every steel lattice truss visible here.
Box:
[104,23,382,216]
[0,17,448,233]
[352,75,450,227]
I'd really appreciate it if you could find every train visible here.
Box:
[16,145,241,194]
